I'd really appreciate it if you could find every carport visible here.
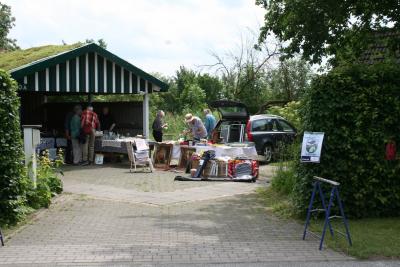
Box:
[9,43,168,138]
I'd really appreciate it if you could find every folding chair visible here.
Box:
[126,140,154,173]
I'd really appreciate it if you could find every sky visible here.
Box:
[4,0,265,76]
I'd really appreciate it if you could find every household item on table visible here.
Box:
[126,139,153,172]
[175,155,258,182]
[94,154,104,165]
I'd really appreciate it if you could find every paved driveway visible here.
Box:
[0,164,354,266]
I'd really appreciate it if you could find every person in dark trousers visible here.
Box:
[99,106,116,132]
[64,108,74,164]
[152,110,167,142]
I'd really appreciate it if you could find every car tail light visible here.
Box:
[246,120,253,141]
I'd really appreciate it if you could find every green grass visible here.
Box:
[256,186,400,259]
[308,217,400,259]
[0,43,82,71]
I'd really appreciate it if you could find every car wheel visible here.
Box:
[263,144,273,163]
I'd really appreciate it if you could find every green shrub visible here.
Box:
[294,61,400,218]
[0,69,29,225]
[26,150,63,209]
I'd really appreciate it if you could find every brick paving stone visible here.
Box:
[0,165,355,265]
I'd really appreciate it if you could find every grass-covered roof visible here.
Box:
[0,43,82,71]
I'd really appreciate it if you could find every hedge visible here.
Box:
[294,61,400,218]
[0,69,29,225]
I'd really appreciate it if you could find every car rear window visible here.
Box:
[252,119,280,132]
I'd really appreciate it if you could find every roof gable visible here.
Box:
[10,43,168,93]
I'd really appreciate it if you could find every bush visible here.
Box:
[0,70,30,225]
[27,150,63,209]
[293,61,400,218]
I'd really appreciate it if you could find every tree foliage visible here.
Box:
[293,61,400,218]
[267,59,313,101]
[0,2,18,51]
[256,0,400,64]
[0,70,27,224]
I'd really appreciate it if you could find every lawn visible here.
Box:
[256,187,400,259]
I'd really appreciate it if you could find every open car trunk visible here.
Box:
[210,100,250,143]
[209,100,249,121]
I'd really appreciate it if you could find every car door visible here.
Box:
[250,118,280,153]
[276,119,297,144]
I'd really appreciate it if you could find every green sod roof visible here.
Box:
[0,43,82,71]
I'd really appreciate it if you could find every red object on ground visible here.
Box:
[385,141,396,160]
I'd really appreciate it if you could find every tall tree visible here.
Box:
[256,0,400,64]
[0,2,18,51]
[206,32,280,113]
[267,58,313,101]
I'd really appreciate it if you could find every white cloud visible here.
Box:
[4,0,265,76]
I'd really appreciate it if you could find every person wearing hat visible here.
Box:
[184,113,207,141]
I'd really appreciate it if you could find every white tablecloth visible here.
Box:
[195,145,258,158]
[170,144,258,160]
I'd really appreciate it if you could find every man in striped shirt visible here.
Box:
[81,105,100,165]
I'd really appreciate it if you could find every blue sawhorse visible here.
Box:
[0,226,4,246]
[303,176,352,250]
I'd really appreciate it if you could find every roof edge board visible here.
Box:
[10,43,169,91]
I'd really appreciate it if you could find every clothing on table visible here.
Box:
[204,114,216,138]
[71,138,82,164]
[82,128,96,162]
[99,113,115,131]
[189,117,207,141]
[153,130,163,142]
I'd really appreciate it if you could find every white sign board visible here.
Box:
[301,132,324,163]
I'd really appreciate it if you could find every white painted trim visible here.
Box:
[121,67,124,92]
[35,72,38,91]
[23,76,27,89]
[129,72,132,93]
[45,68,49,92]
[137,76,140,93]
[145,80,148,93]
[103,58,107,93]
[112,62,116,93]
[76,56,79,92]
[94,52,98,93]
[143,93,150,138]
[66,60,70,92]
[85,53,89,93]
[56,64,60,92]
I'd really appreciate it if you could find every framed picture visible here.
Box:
[153,143,173,169]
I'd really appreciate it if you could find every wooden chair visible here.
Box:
[126,140,154,173]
